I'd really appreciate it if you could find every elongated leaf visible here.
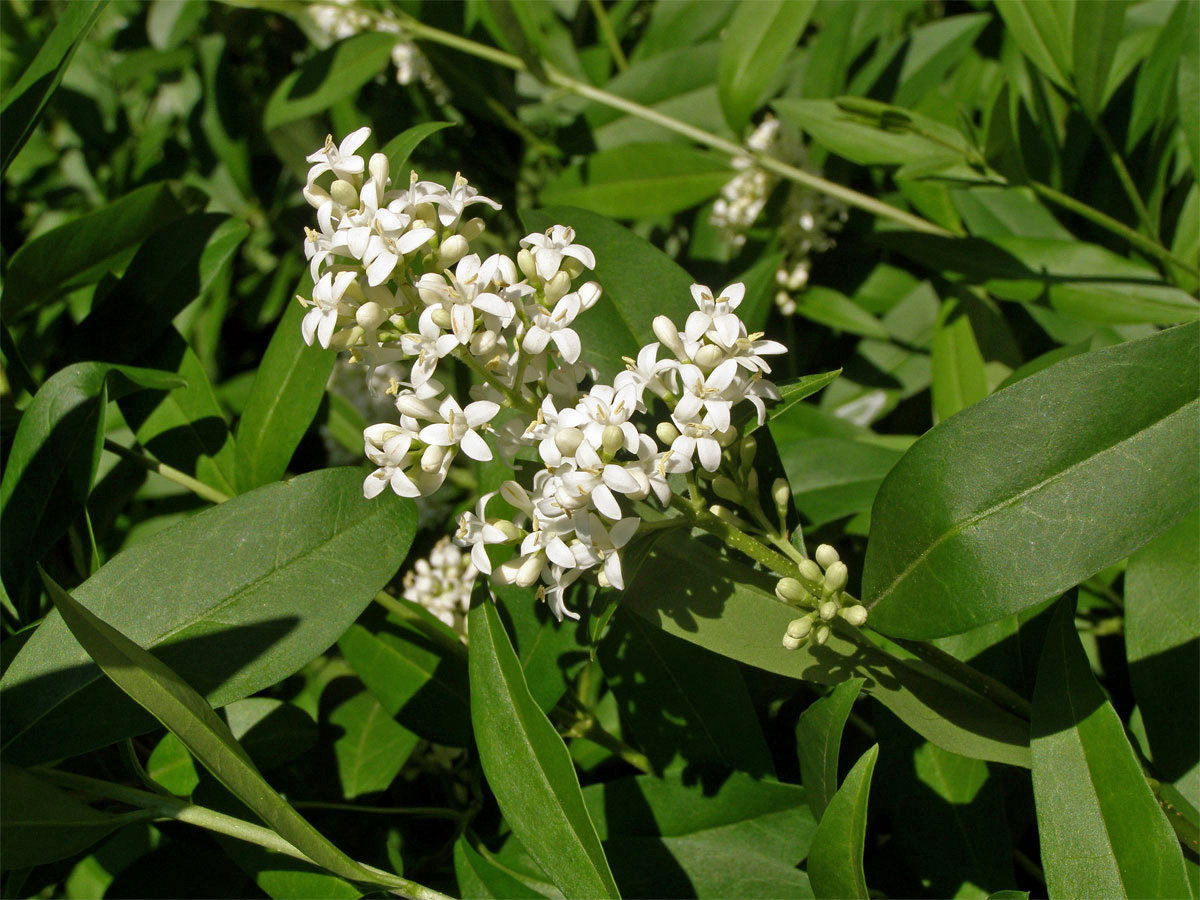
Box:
[2,468,416,764]
[718,0,815,134]
[994,0,1072,90]
[454,838,542,900]
[626,532,1031,767]
[748,370,841,434]
[775,436,904,527]
[931,297,988,421]
[0,764,144,870]
[807,744,878,900]
[1072,0,1126,117]
[42,573,374,884]
[1181,0,1200,177]
[864,324,1200,640]
[522,207,695,378]
[382,121,455,176]
[468,596,619,899]
[1031,599,1192,898]
[329,691,419,799]
[264,32,398,130]
[582,772,816,899]
[225,697,318,773]
[541,144,730,219]
[2,183,183,319]
[217,837,363,900]
[1128,2,1189,151]
[599,609,775,779]
[494,582,585,714]
[147,732,200,796]
[585,43,722,129]
[0,363,183,609]
[892,13,992,108]
[236,299,336,491]
[0,0,108,172]
[797,679,864,821]
[1126,510,1199,807]
[794,287,890,340]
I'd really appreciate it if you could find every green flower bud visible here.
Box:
[601,424,625,456]
[544,271,572,304]
[739,434,758,473]
[656,421,680,445]
[494,520,524,542]
[712,475,741,503]
[819,599,840,622]
[459,216,486,242]
[782,634,803,651]
[430,307,453,330]
[775,577,809,605]
[517,249,538,281]
[823,561,848,594]
[815,543,840,570]
[716,427,738,447]
[814,623,831,646]
[330,178,359,209]
[840,605,868,627]
[798,558,824,586]
[786,616,813,640]
[772,477,791,509]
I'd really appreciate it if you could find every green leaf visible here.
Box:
[0,0,108,173]
[1126,510,1199,808]
[381,121,455,176]
[541,144,730,219]
[793,287,890,340]
[1,468,416,764]
[217,837,364,900]
[147,732,201,796]
[468,596,620,899]
[994,0,1073,91]
[1031,599,1192,898]
[806,744,878,900]
[717,0,816,134]
[582,771,816,899]
[625,532,1032,768]
[454,838,542,900]
[891,13,992,108]
[1180,0,1200,176]
[522,207,695,378]
[585,43,722,130]
[749,370,842,434]
[146,0,206,50]
[0,362,184,609]
[1071,0,1126,117]
[2,183,184,320]
[864,324,1200,640]
[931,297,988,422]
[224,697,318,772]
[796,679,864,821]
[263,32,398,130]
[236,298,336,492]
[329,691,419,800]
[0,764,143,870]
[599,608,775,779]
[774,435,904,528]
[41,572,375,884]
[494,583,585,714]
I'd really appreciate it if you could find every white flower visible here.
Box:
[572,513,640,590]
[419,397,499,461]
[522,292,583,363]
[418,255,515,344]
[520,225,596,281]
[301,270,358,348]
[685,282,745,345]
[559,384,640,455]
[362,424,421,498]
[435,173,501,228]
[674,360,740,432]
[400,313,459,387]
[362,209,436,286]
[671,419,723,472]
[455,492,514,573]
[402,536,476,637]
[614,342,675,402]
[306,127,371,186]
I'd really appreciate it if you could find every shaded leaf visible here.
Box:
[381,121,455,175]
[796,679,864,821]
[264,32,398,130]
[329,691,419,799]
[931,297,988,422]
[454,838,542,900]
[717,0,816,134]
[1071,0,1126,117]
[806,744,878,900]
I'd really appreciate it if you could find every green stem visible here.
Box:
[394,15,949,236]
[103,439,230,505]
[669,494,801,579]
[1089,115,1159,240]
[1029,180,1198,277]
[587,0,628,71]
[889,636,1032,721]
[458,350,538,416]
[373,591,468,659]
[292,801,463,821]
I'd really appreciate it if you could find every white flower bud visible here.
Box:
[355,301,388,330]
[814,623,830,646]
[712,475,741,503]
[460,217,486,241]
[438,234,470,268]
[516,553,546,587]
[470,330,498,357]
[786,616,813,640]
[819,599,840,621]
[652,316,687,360]
[815,544,840,570]
[368,152,389,188]
[601,424,625,456]
[656,421,680,445]
[782,634,803,651]
[772,478,791,509]
[421,444,448,472]
[840,605,868,627]
[328,325,362,350]
[330,179,359,209]
[693,344,725,371]
[554,427,584,457]
[562,257,584,279]
[395,394,437,419]
[577,281,602,310]
[775,577,810,605]
[544,271,572,304]
[798,558,824,586]
[517,249,538,281]
[430,308,452,330]
[823,561,848,593]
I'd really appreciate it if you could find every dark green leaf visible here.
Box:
[864,324,1200,639]
[775,436,904,527]
[994,0,1072,91]
[1031,599,1192,898]
[1072,0,1126,116]
[806,744,878,900]
[381,121,455,176]
[2,468,416,764]
[264,32,398,131]
[585,43,721,129]
[796,679,864,820]
[717,0,816,134]
[224,697,318,773]
[454,838,542,900]
[468,596,619,899]
[218,837,363,900]
[147,732,200,796]
[330,691,419,799]
[0,0,108,173]
[1180,0,1200,176]
[931,297,988,422]
[146,0,206,50]
[0,764,143,870]
[494,583,585,714]
[749,370,841,434]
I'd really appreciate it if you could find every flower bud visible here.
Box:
[330,179,359,209]
[798,558,824,586]
[438,234,470,268]
[693,344,725,371]
[656,421,680,446]
[772,478,791,509]
[739,435,757,472]
[652,316,687,360]
[823,561,848,594]
[395,394,436,419]
[414,201,437,224]
[460,217,486,241]
[815,543,840,571]
[775,577,810,605]
[786,616,813,640]
[430,307,452,330]
[601,424,625,456]
[716,427,738,447]
[712,475,741,503]
[356,301,388,331]
[562,257,584,279]
[516,553,546,587]
[819,599,840,621]
[813,623,831,646]
[328,325,362,350]
[745,469,759,498]
[782,634,803,651]
[555,427,584,457]
[517,249,538,281]
[421,444,448,472]
[840,605,868,627]
[493,520,524,542]
[470,329,498,357]
[368,152,389,188]
[544,271,572,304]
[577,281,602,310]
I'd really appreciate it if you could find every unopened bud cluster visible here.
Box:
[776,544,867,650]
[302,129,788,621]
[402,536,476,638]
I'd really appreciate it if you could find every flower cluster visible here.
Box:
[300,128,787,621]
[401,536,477,637]
[776,544,867,649]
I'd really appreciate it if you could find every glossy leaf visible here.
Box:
[717,0,816,134]
[541,143,730,219]
[775,436,904,527]
[454,838,542,900]
[217,837,363,900]
[468,596,619,899]
[522,207,695,378]
[1125,510,1199,807]
[1031,599,1192,898]
[0,764,143,870]
[2,182,183,320]
[236,298,336,491]
[796,678,864,820]
[865,324,1200,640]
[264,32,398,130]
[329,691,419,799]
[494,583,585,714]
[1071,0,1126,117]
[931,297,988,422]
[1,468,416,764]
[582,771,816,899]
[381,121,455,175]
[625,532,1032,768]
[806,744,878,900]
[0,0,108,172]
[42,573,375,884]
